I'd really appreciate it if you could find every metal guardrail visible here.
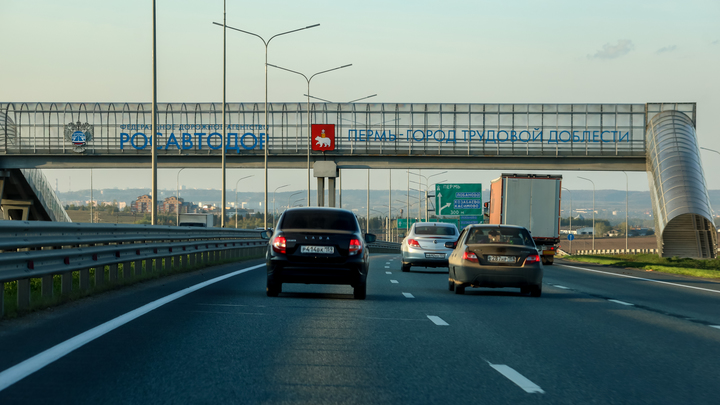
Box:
[568,249,658,256]
[0,222,268,316]
[368,241,402,253]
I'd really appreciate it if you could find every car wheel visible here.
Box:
[530,285,542,297]
[266,279,281,297]
[521,286,530,295]
[541,257,548,265]
[454,284,465,295]
[401,263,411,272]
[546,256,554,265]
[354,282,367,300]
[448,278,455,291]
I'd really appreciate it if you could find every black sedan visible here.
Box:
[446,224,543,296]
[266,207,376,299]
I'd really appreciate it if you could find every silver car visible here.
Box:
[401,222,459,272]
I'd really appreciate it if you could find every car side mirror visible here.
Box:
[260,230,271,240]
[365,233,377,243]
[444,241,457,249]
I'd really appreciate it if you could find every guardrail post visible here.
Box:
[41,274,53,299]
[80,269,90,291]
[190,251,197,267]
[95,265,105,287]
[163,256,170,272]
[17,278,30,310]
[61,272,72,295]
[123,261,132,281]
[134,259,142,276]
[1,282,4,317]
[108,263,118,283]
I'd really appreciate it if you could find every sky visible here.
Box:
[1,0,719,197]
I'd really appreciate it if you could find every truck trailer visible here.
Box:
[488,174,562,264]
[178,213,214,228]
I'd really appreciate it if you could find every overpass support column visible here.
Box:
[314,161,338,208]
[646,110,717,258]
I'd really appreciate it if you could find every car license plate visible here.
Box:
[301,245,334,254]
[425,253,445,259]
[487,255,516,263]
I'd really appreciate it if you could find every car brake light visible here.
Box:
[272,236,287,254]
[525,254,541,264]
[463,251,478,263]
[408,239,420,247]
[349,238,362,256]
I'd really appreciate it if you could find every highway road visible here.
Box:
[1,255,720,404]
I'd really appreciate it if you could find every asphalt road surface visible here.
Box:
[1,255,720,404]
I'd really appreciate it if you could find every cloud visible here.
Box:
[713,40,719,45]
[656,45,677,54]
[589,40,635,59]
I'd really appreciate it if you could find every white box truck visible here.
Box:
[178,213,214,228]
[488,174,562,264]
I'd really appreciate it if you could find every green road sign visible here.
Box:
[435,183,483,216]
[397,218,421,229]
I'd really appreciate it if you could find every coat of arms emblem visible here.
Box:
[64,122,94,153]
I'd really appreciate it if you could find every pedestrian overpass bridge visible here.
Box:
[0,101,715,258]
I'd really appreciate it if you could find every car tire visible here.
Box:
[401,263,411,272]
[521,286,530,295]
[546,256,554,265]
[354,282,367,300]
[448,278,455,291]
[454,284,465,295]
[530,285,542,297]
[266,279,281,297]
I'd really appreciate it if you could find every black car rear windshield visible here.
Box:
[415,225,456,236]
[280,209,359,232]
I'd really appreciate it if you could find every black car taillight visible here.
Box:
[272,235,287,254]
[349,238,362,256]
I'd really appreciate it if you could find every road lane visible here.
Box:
[1,254,720,403]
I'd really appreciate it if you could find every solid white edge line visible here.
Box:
[489,363,545,394]
[608,299,634,306]
[390,280,399,284]
[559,264,720,295]
[402,292,415,298]
[0,263,265,392]
[427,315,448,326]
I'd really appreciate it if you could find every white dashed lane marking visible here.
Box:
[402,292,415,298]
[385,271,392,274]
[710,325,720,330]
[427,315,448,326]
[384,266,390,269]
[489,363,545,394]
[554,285,569,289]
[390,280,399,284]
[608,299,634,306]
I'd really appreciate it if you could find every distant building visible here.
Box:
[132,195,152,213]
[577,227,594,235]
[162,196,186,214]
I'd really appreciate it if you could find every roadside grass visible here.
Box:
[562,254,720,280]
[2,254,264,320]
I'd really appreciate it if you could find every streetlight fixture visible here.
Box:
[563,187,572,254]
[266,62,352,206]
[234,175,254,228]
[287,191,303,211]
[214,21,320,229]
[292,198,305,207]
[578,176,595,250]
[272,184,290,229]
[303,94,377,104]
[176,168,187,226]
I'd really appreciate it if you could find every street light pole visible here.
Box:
[622,171,628,252]
[234,175,254,228]
[220,0,227,227]
[266,63,352,206]
[214,22,320,228]
[176,168,186,226]
[151,0,158,225]
[578,176,595,250]
[272,184,290,229]
[287,191,303,211]
[563,187,572,254]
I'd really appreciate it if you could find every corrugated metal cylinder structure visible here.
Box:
[646,110,716,258]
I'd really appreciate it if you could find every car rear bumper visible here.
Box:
[454,264,543,287]
[267,258,366,286]
[402,248,451,267]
